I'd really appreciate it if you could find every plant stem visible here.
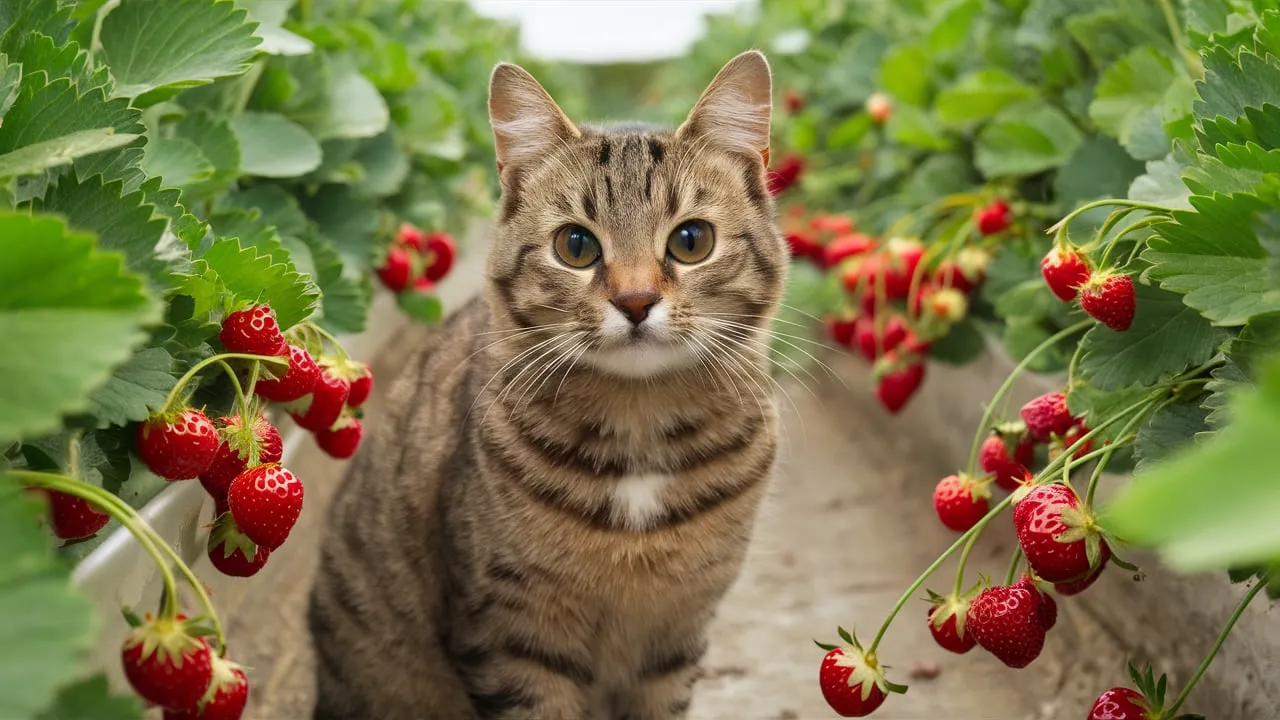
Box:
[303,322,349,360]
[965,320,1093,476]
[1165,575,1269,716]
[215,360,248,410]
[1156,0,1204,75]
[1046,199,1170,237]
[868,495,1015,654]
[12,471,181,617]
[951,531,981,597]
[161,352,287,414]
[1083,445,1115,509]
[1003,547,1024,585]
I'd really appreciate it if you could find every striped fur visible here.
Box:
[309,51,786,720]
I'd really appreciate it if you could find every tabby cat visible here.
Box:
[308,50,788,720]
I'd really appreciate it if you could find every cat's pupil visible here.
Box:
[677,225,699,251]
[568,230,589,257]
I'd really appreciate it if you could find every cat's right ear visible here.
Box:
[488,62,580,182]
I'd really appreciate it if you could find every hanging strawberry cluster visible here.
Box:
[375,223,457,295]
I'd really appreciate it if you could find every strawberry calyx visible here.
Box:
[318,353,367,384]
[123,613,211,668]
[208,510,264,564]
[197,654,248,707]
[819,628,909,700]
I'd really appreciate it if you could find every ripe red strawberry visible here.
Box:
[901,331,932,355]
[207,511,271,578]
[137,409,220,481]
[286,368,350,432]
[926,591,977,654]
[1040,247,1092,302]
[884,238,924,298]
[396,223,425,250]
[1088,688,1150,720]
[1037,584,1058,631]
[376,247,413,292]
[254,344,320,403]
[219,305,287,357]
[1055,544,1110,596]
[199,414,283,502]
[975,200,1012,236]
[786,232,823,261]
[422,232,457,283]
[979,425,1036,492]
[932,473,990,532]
[933,247,990,294]
[783,88,804,113]
[965,581,1048,668]
[1080,273,1136,332]
[346,362,374,408]
[866,92,892,123]
[819,645,900,717]
[854,315,906,362]
[37,489,111,540]
[1020,392,1075,442]
[824,233,876,268]
[163,655,249,720]
[1013,483,1108,583]
[121,615,214,709]
[766,154,805,196]
[826,316,858,348]
[873,352,925,414]
[227,463,304,550]
[314,415,363,459]
[811,214,854,235]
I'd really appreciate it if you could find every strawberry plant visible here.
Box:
[665,0,1280,716]
[0,0,573,716]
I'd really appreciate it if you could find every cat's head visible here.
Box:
[485,51,786,379]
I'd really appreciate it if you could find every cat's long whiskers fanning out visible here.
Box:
[704,317,848,388]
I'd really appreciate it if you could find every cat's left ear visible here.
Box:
[488,62,581,182]
[676,50,773,165]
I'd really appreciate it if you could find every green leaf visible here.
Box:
[0,481,99,719]
[1193,46,1280,152]
[0,212,159,443]
[171,109,240,199]
[1127,152,1193,210]
[0,52,21,119]
[1067,381,1154,444]
[975,104,1084,178]
[241,0,314,56]
[85,346,176,427]
[36,675,143,720]
[231,111,322,177]
[878,43,931,108]
[927,317,986,365]
[99,0,262,103]
[201,237,318,329]
[397,290,442,324]
[1144,193,1280,325]
[304,236,369,335]
[933,69,1037,127]
[1101,358,1280,571]
[1077,281,1226,390]
[1089,46,1178,159]
[1203,311,1280,429]
[1135,396,1211,472]
[1054,136,1146,208]
[887,104,950,151]
[0,128,141,178]
[35,170,186,291]
[300,184,378,272]
[141,136,214,189]
[352,128,409,199]
[311,66,389,140]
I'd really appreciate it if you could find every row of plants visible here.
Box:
[0,0,581,717]
[665,0,1280,717]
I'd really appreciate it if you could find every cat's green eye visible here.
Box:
[667,220,715,264]
[553,225,602,268]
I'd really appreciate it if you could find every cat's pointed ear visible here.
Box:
[488,62,580,180]
[676,50,773,165]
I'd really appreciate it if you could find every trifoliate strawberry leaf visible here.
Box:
[1193,46,1280,153]
[201,237,319,329]
[1101,358,1280,572]
[85,346,177,428]
[98,0,262,104]
[1144,193,1280,325]
[1089,46,1178,160]
[170,109,240,199]
[0,481,100,719]
[231,111,322,178]
[35,170,186,291]
[1134,396,1211,473]
[1077,281,1227,390]
[934,69,1037,127]
[311,64,390,140]
[975,104,1084,178]
[34,675,144,720]
[0,213,159,443]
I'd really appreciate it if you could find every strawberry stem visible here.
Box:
[1164,574,1269,716]
[161,353,288,415]
[950,529,982,597]
[213,360,248,410]
[964,320,1093,477]
[1003,547,1024,585]
[12,471,181,618]
[302,322,350,362]
[1044,199,1169,237]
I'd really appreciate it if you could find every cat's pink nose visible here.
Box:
[611,292,660,326]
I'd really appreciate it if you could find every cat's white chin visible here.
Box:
[587,342,696,378]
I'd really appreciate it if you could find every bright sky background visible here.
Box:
[469,0,757,63]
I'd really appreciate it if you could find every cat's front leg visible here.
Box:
[611,638,707,720]
[453,640,595,720]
